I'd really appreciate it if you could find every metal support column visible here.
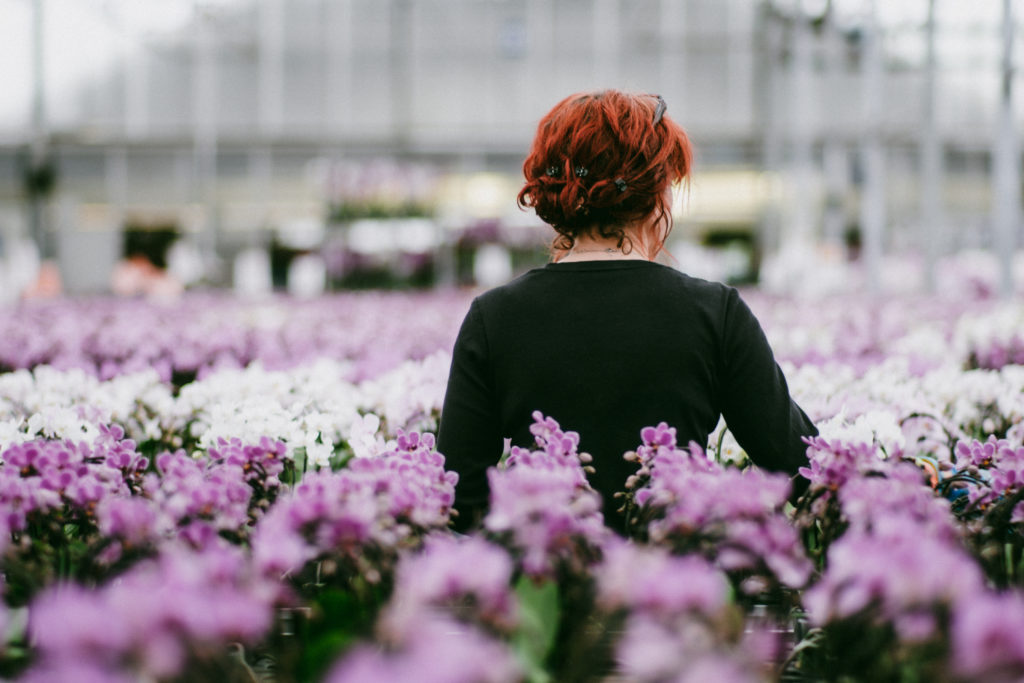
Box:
[390,0,414,146]
[259,0,285,137]
[593,0,620,85]
[105,147,128,242]
[249,147,273,233]
[659,0,688,117]
[123,19,149,138]
[919,0,943,293]
[192,2,219,271]
[859,1,886,293]
[822,141,847,248]
[757,5,784,255]
[28,0,54,261]
[324,0,354,137]
[786,13,815,251]
[993,0,1019,297]
[527,0,555,120]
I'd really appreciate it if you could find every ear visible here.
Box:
[550,233,574,261]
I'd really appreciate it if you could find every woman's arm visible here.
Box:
[717,288,816,495]
[437,299,504,532]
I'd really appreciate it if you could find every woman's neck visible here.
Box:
[555,237,651,262]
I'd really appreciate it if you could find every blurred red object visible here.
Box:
[111,255,182,299]
[21,260,62,299]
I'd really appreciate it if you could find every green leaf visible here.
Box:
[290,447,308,485]
[512,575,559,683]
[292,586,386,682]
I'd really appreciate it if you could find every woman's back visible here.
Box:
[438,259,816,532]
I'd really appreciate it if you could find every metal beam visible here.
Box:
[992,0,1019,297]
[919,0,942,293]
[860,0,885,294]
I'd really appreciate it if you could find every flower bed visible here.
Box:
[0,290,1023,681]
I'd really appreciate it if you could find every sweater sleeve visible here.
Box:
[437,298,504,532]
[717,288,816,491]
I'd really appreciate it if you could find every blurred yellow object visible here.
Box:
[437,173,518,220]
[682,169,783,225]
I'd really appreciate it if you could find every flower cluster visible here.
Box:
[381,533,518,636]
[804,522,984,636]
[627,425,811,595]
[596,539,731,617]
[0,426,147,528]
[955,303,1024,370]
[595,540,772,683]
[92,435,289,565]
[832,468,960,541]
[251,430,456,584]
[4,289,1024,681]
[0,351,459,474]
[322,533,523,682]
[950,589,1024,681]
[484,412,608,579]
[0,430,150,599]
[325,612,522,683]
[0,292,470,382]
[794,426,1024,679]
[147,449,254,544]
[23,544,275,682]
[953,436,1024,509]
[798,435,890,493]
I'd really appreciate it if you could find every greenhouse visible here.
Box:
[1,0,1024,681]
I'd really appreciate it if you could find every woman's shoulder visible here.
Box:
[654,263,733,292]
[471,267,543,304]
[474,261,736,309]
[622,261,739,303]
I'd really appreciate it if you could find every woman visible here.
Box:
[437,90,816,534]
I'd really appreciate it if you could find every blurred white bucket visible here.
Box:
[287,254,326,298]
[473,244,513,288]
[233,247,272,297]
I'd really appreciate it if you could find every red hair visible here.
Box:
[517,90,694,258]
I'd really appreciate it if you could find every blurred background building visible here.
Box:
[0,0,1021,299]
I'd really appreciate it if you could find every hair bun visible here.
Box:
[517,90,693,255]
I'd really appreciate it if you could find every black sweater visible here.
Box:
[437,259,816,533]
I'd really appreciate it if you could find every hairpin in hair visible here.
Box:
[545,165,561,177]
[652,94,667,126]
[574,166,589,178]
[614,177,627,193]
